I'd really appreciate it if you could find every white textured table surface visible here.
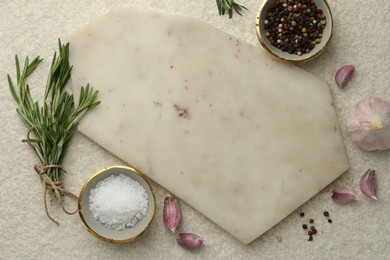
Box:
[1,1,389,259]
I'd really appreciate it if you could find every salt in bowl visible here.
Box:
[78,165,156,243]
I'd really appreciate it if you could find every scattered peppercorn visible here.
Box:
[299,210,335,242]
[263,0,326,56]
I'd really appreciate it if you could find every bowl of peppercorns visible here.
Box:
[256,0,333,62]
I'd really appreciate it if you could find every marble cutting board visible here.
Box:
[69,8,349,244]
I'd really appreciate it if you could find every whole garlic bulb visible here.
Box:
[347,96,390,151]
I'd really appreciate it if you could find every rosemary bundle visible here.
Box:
[216,0,247,18]
[7,40,100,224]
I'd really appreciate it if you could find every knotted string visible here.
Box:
[27,126,79,225]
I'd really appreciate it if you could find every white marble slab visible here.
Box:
[69,8,349,244]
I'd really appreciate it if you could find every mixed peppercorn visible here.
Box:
[263,0,326,56]
[300,211,332,241]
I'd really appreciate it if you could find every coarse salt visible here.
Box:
[89,174,149,230]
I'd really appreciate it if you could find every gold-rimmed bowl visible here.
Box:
[256,0,333,62]
[78,165,156,243]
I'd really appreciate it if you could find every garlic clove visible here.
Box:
[347,96,390,151]
[176,233,204,250]
[359,169,377,200]
[335,64,355,87]
[330,187,358,203]
[163,195,182,232]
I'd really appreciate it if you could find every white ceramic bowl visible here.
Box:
[78,165,156,243]
[256,0,333,62]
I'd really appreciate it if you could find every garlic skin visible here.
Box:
[176,233,204,250]
[330,187,358,203]
[359,169,377,200]
[335,64,355,88]
[347,96,390,151]
[163,195,182,232]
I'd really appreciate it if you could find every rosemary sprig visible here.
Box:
[7,39,100,183]
[216,0,248,19]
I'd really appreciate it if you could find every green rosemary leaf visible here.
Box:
[44,52,56,101]
[24,57,42,79]
[216,0,247,19]
[22,138,39,143]
[217,0,224,15]
[24,85,35,113]
[7,75,20,104]
[21,57,29,82]
[15,55,21,85]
